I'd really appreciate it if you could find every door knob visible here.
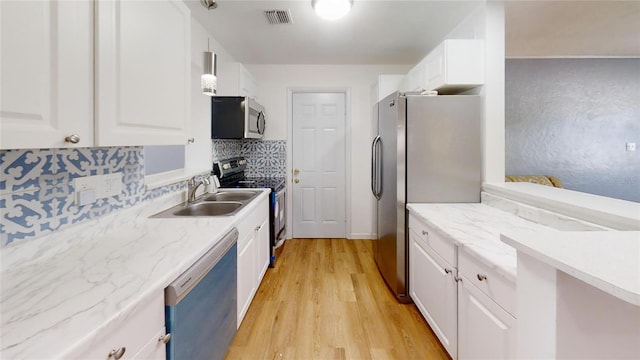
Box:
[294,178,300,184]
[293,168,300,175]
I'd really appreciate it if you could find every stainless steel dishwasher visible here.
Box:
[165,228,238,360]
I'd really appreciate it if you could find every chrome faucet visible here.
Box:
[188,176,211,203]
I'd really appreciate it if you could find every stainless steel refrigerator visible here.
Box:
[371,92,481,302]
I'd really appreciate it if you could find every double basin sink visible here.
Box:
[151,190,260,218]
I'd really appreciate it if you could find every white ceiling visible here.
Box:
[185,0,640,65]
[184,0,482,65]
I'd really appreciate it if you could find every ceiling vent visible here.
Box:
[264,9,293,25]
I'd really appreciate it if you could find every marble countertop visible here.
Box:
[0,189,270,359]
[483,182,640,230]
[501,231,640,306]
[407,203,556,282]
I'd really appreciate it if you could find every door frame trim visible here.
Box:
[286,88,351,239]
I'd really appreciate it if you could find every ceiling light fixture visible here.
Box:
[201,39,217,96]
[312,0,353,20]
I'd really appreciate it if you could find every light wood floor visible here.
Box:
[226,239,449,360]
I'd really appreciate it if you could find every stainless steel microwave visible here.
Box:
[211,96,265,139]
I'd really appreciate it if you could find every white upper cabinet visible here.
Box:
[405,57,429,93]
[371,75,404,104]
[217,62,258,100]
[425,39,484,94]
[95,0,191,146]
[1,0,190,150]
[0,1,93,149]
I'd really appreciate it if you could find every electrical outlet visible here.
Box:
[73,173,123,205]
[74,176,99,205]
[627,142,636,152]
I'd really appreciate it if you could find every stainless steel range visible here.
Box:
[213,157,286,267]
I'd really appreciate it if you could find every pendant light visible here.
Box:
[312,0,353,20]
[201,39,217,96]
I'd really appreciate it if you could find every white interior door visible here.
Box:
[292,92,346,238]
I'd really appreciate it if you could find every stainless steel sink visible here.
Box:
[203,191,258,202]
[172,202,243,216]
[151,201,245,218]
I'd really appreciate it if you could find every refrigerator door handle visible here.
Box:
[374,136,382,199]
[371,135,381,199]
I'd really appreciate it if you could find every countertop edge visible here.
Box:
[500,232,640,307]
[406,203,518,282]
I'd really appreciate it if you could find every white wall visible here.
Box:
[246,64,409,239]
[186,19,236,171]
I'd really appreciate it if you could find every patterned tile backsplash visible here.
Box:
[243,140,287,178]
[212,139,287,178]
[1,147,185,247]
[1,139,285,247]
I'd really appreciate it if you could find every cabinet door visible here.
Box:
[70,294,165,360]
[426,42,445,91]
[132,328,166,360]
[95,0,190,146]
[256,215,270,282]
[237,233,256,326]
[458,276,516,360]
[239,66,255,98]
[410,232,457,358]
[0,1,93,149]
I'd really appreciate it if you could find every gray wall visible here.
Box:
[505,58,640,202]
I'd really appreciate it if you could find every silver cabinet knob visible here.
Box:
[421,230,428,236]
[64,134,80,144]
[444,268,452,274]
[477,274,487,281]
[159,333,171,344]
[108,347,126,359]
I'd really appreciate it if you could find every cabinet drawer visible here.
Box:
[409,214,456,266]
[458,250,516,316]
[236,196,269,249]
[70,293,165,360]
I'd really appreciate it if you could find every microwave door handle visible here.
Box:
[257,112,266,134]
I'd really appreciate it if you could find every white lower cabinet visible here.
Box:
[458,275,516,360]
[237,229,257,325]
[236,196,270,326]
[256,216,270,281]
[409,212,517,360]
[410,229,457,358]
[71,293,166,360]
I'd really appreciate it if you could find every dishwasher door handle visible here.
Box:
[165,227,239,305]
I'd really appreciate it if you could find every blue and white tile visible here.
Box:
[0,145,183,247]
